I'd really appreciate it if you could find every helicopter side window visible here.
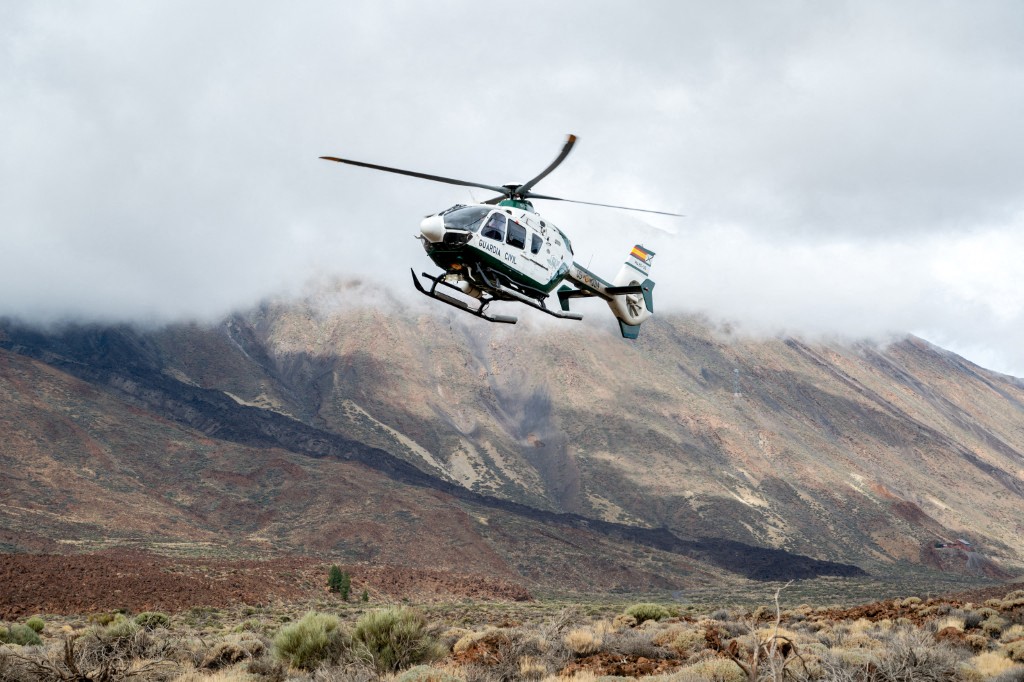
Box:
[530,234,542,255]
[506,221,527,250]
[481,213,506,241]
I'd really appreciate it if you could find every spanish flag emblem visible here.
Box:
[630,244,654,263]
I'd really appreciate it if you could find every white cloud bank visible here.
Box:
[1,1,1023,375]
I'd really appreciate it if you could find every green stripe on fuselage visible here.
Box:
[425,242,562,293]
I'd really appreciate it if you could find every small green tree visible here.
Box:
[328,565,343,593]
[328,564,351,600]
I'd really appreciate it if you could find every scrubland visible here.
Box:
[3,587,1024,681]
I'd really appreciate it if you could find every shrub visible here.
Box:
[624,603,670,624]
[966,634,989,651]
[452,628,499,655]
[604,628,668,660]
[247,656,288,681]
[719,620,748,637]
[985,616,1011,637]
[273,611,349,670]
[105,614,141,641]
[672,628,708,655]
[612,613,637,629]
[352,607,442,674]
[88,612,117,626]
[964,610,984,630]
[871,628,961,681]
[235,618,274,635]
[5,623,42,646]
[24,616,44,634]
[199,633,266,670]
[458,625,567,682]
[1006,640,1024,663]
[133,611,170,630]
[0,626,8,643]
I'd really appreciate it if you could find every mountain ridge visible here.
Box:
[2,282,1023,588]
[0,322,862,582]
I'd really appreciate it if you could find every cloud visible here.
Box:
[1,1,1023,374]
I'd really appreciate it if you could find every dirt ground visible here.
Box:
[0,550,531,618]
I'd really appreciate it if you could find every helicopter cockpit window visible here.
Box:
[442,205,490,232]
[481,213,506,241]
[530,234,542,255]
[506,221,527,250]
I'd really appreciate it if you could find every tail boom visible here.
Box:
[558,244,656,339]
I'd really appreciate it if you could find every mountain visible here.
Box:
[2,280,1022,590]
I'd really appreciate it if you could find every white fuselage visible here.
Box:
[419,203,574,293]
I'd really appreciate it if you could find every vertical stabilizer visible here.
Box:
[608,244,656,338]
[614,244,656,286]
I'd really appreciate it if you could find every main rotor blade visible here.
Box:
[515,134,577,196]
[319,156,509,195]
[524,192,684,217]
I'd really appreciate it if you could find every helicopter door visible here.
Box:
[481,213,506,241]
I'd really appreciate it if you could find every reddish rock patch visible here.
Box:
[934,627,968,646]
[0,550,530,618]
[561,652,683,677]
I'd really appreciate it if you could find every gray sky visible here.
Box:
[2,1,1024,375]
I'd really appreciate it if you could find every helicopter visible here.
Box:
[320,134,680,339]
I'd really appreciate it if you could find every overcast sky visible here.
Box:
[2,1,1023,375]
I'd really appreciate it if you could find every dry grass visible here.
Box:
[669,657,746,681]
[172,665,253,681]
[1000,624,1024,643]
[970,651,1020,678]
[8,584,1024,681]
[935,615,966,632]
[563,628,602,655]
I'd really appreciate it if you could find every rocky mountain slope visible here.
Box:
[2,280,1022,588]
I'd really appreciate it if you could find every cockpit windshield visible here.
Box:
[441,205,490,232]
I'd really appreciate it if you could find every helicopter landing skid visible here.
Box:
[471,266,584,321]
[411,270,518,324]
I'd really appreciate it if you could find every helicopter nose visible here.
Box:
[419,214,445,242]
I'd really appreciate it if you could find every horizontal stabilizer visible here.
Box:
[605,284,643,296]
[557,285,597,312]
